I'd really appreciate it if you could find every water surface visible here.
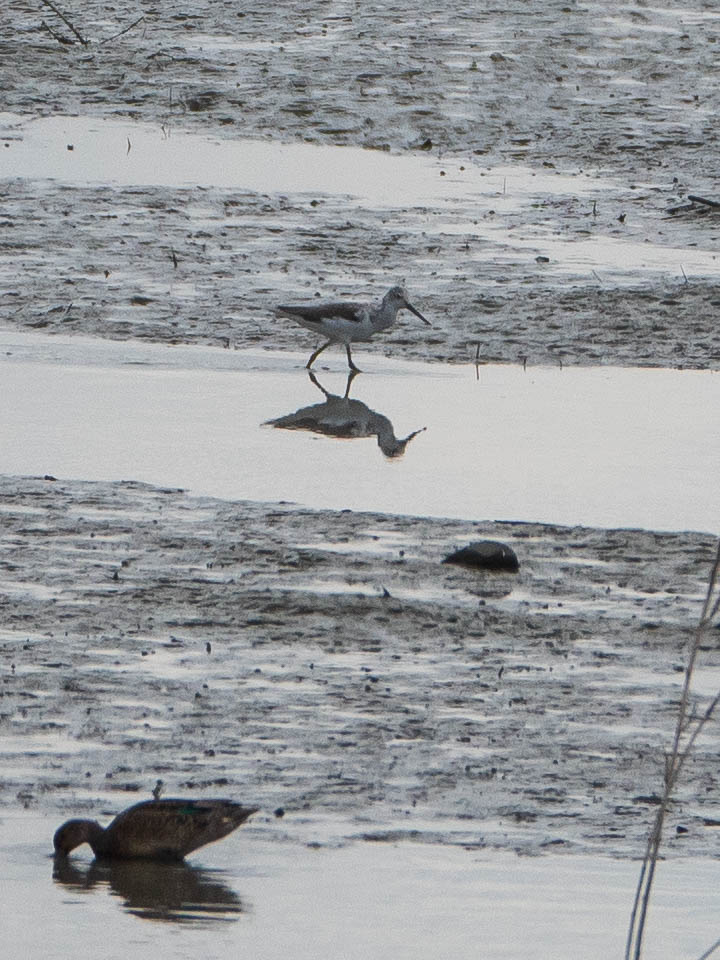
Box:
[5,812,720,960]
[1,331,717,533]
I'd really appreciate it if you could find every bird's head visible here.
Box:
[384,286,431,325]
[53,819,101,856]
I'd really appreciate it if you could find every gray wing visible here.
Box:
[277,301,364,323]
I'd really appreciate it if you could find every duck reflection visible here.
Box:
[53,856,245,924]
[266,371,425,458]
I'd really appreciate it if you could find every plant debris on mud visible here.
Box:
[2,476,719,858]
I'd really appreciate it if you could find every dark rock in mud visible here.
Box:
[442,540,519,572]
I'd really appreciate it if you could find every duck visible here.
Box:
[53,798,258,860]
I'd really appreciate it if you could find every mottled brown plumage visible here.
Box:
[53,799,258,860]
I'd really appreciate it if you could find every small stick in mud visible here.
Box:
[667,195,720,215]
[39,0,88,45]
[687,194,720,209]
[99,14,146,46]
[40,19,72,45]
[665,201,695,215]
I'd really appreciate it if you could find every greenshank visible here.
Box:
[277,285,430,371]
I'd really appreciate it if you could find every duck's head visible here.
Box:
[53,818,102,856]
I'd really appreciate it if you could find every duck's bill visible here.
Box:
[404,301,431,325]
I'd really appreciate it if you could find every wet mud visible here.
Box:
[4,1,720,175]
[2,475,719,858]
[2,171,720,368]
[1,1,720,867]
[2,2,720,368]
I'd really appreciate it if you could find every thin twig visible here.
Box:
[39,0,88,45]
[688,195,720,209]
[625,542,720,960]
[697,937,720,960]
[666,201,695,215]
[40,18,72,45]
[701,547,720,621]
[99,14,145,45]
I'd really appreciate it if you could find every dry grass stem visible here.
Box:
[625,540,720,960]
[39,0,88,45]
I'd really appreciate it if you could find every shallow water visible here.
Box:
[1,331,718,533]
[4,812,720,960]
[0,112,610,204]
[2,112,720,288]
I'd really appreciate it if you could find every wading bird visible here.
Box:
[277,285,430,371]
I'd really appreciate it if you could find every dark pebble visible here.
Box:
[442,540,519,572]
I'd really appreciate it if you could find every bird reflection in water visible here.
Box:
[266,370,426,458]
[52,856,246,924]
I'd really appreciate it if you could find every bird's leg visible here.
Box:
[343,369,359,398]
[346,344,361,373]
[308,370,331,398]
[306,340,331,369]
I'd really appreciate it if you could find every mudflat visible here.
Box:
[2,475,718,858]
[1,1,719,865]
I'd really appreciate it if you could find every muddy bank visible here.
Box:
[2,0,720,870]
[1,475,719,858]
[4,1,720,180]
[2,3,720,369]
[2,173,719,368]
